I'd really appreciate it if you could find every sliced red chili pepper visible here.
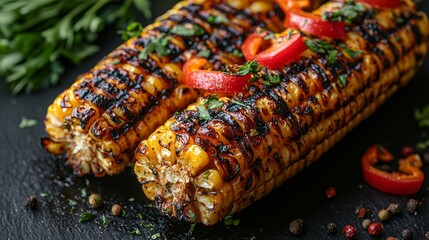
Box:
[356,0,402,9]
[284,9,346,39]
[361,145,424,195]
[242,31,307,69]
[182,57,251,93]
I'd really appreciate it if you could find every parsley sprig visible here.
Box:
[138,33,170,60]
[197,95,224,121]
[322,0,366,24]
[0,0,151,94]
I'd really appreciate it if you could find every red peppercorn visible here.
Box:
[343,225,357,239]
[368,222,383,236]
[401,146,414,157]
[358,207,368,218]
[326,187,336,199]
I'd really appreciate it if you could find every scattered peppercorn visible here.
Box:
[327,223,337,234]
[111,204,122,216]
[368,222,383,236]
[343,225,357,239]
[289,218,304,235]
[358,207,368,218]
[88,193,103,208]
[406,199,419,214]
[362,219,371,229]
[401,229,413,240]
[401,146,414,157]
[425,231,429,240]
[378,209,391,221]
[326,187,336,199]
[25,196,37,209]
[387,203,401,215]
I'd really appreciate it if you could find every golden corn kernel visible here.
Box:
[195,169,223,190]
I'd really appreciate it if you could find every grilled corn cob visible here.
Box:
[43,0,284,176]
[134,1,429,225]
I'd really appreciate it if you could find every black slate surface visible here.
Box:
[1,1,429,239]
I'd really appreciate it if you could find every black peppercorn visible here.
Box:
[289,218,304,235]
[327,223,337,234]
[401,229,413,240]
[406,199,419,214]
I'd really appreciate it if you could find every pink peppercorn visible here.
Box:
[343,225,357,239]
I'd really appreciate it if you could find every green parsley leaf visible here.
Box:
[0,0,151,94]
[231,99,248,108]
[122,209,127,217]
[118,22,143,41]
[207,15,228,24]
[416,139,429,150]
[232,49,244,58]
[130,228,142,236]
[327,50,338,64]
[19,117,37,129]
[79,212,94,223]
[392,12,404,24]
[142,221,155,231]
[101,215,108,227]
[305,39,335,55]
[151,233,161,239]
[197,105,211,121]
[339,74,348,87]
[170,24,205,37]
[197,95,224,121]
[139,33,170,60]
[188,223,196,236]
[415,105,429,127]
[80,188,87,197]
[340,44,362,58]
[197,49,211,58]
[85,179,90,186]
[68,199,77,206]
[188,210,197,222]
[223,215,240,226]
[265,73,281,86]
[323,0,366,24]
[237,60,263,76]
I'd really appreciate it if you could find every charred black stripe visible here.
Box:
[308,59,331,89]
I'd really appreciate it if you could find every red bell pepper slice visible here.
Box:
[356,0,402,9]
[284,9,346,39]
[241,31,307,69]
[361,145,424,195]
[183,57,251,93]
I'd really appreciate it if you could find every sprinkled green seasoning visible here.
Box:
[79,212,94,223]
[322,0,366,24]
[197,95,224,121]
[207,15,228,24]
[130,228,142,236]
[139,33,170,60]
[19,117,37,129]
[170,24,205,37]
[101,215,108,227]
[197,49,211,58]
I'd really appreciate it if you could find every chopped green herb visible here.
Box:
[142,221,155,231]
[188,210,197,222]
[223,215,240,226]
[40,193,48,197]
[68,199,77,206]
[197,95,224,121]
[122,209,127,217]
[188,223,196,236]
[130,228,142,236]
[151,233,161,239]
[232,49,244,58]
[197,49,211,58]
[231,99,248,108]
[118,22,143,41]
[263,72,281,86]
[339,74,348,87]
[327,50,338,64]
[81,188,87,197]
[170,24,205,37]
[305,39,335,55]
[322,0,366,24]
[146,203,156,208]
[128,197,135,202]
[19,117,37,129]
[79,212,94,223]
[207,15,228,24]
[85,179,90,186]
[392,13,404,24]
[101,215,108,227]
[415,105,429,127]
[139,33,170,60]
[237,60,263,76]
[111,59,120,65]
[340,44,362,58]
[416,140,429,150]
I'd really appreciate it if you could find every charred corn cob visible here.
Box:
[43,0,284,176]
[134,1,429,225]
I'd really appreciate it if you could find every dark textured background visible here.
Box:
[1,1,429,239]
